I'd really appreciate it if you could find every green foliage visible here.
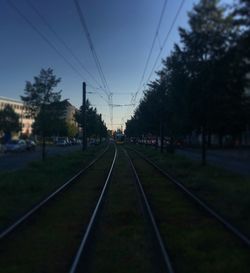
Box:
[21,68,62,117]
[66,122,78,137]
[21,68,67,138]
[32,100,68,137]
[75,100,107,138]
[126,0,250,148]
[0,105,21,135]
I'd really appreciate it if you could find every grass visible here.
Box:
[0,145,115,273]
[128,144,250,237]
[82,147,164,273]
[0,144,107,230]
[130,150,250,273]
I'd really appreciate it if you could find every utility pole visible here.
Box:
[82,82,87,151]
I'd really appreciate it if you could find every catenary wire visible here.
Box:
[7,0,109,106]
[134,0,169,103]
[133,0,186,105]
[73,0,113,129]
[7,0,86,82]
[26,0,104,91]
[144,0,186,88]
[73,0,111,98]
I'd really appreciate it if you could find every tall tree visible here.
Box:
[21,68,67,160]
[178,0,235,164]
[75,100,107,141]
[126,0,250,158]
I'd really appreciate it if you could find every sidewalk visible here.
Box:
[176,148,250,176]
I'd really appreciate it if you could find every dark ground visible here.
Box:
[0,145,82,171]
[176,148,250,176]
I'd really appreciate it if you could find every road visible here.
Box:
[176,148,250,176]
[0,145,82,171]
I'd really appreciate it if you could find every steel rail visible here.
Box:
[68,146,117,273]
[125,149,175,273]
[0,144,110,240]
[128,147,250,247]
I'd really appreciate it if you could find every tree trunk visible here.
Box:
[155,137,158,150]
[207,131,211,148]
[201,126,206,166]
[42,135,46,161]
[160,122,164,153]
[219,133,223,148]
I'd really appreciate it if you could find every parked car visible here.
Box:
[26,140,36,151]
[5,139,27,152]
[56,138,68,146]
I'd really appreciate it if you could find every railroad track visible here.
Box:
[1,144,249,273]
[68,146,173,273]
[0,144,110,240]
[0,144,115,273]
[126,147,250,273]
[127,146,250,247]
[68,145,250,273]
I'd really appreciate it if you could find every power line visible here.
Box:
[7,0,109,108]
[145,0,186,86]
[73,0,113,130]
[133,0,186,104]
[86,90,109,104]
[7,0,91,83]
[73,0,111,98]
[26,0,104,91]
[135,0,169,100]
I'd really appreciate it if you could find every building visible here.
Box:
[0,96,34,136]
[0,97,80,138]
[64,101,78,126]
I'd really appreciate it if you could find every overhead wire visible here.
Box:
[144,0,186,88]
[134,0,169,102]
[7,0,109,107]
[73,0,113,130]
[7,0,86,81]
[26,0,105,91]
[125,0,169,130]
[132,0,186,105]
[73,0,111,98]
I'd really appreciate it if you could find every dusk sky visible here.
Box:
[0,0,232,130]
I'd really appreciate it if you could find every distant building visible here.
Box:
[64,101,78,126]
[0,97,79,137]
[0,96,34,136]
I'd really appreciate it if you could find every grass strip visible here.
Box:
[81,147,163,273]
[130,151,250,273]
[0,145,115,273]
[0,144,107,230]
[128,144,250,237]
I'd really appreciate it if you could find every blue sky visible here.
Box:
[0,0,233,130]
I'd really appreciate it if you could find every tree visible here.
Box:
[74,100,107,141]
[177,0,236,164]
[126,0,250,160]
[66,122,78,138]
[0,105,21,142]
[21,68,67,160]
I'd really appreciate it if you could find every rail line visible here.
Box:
[68,146,117,273]
[127,146,250,247]
[1,144,249,273]
[0,144,110,240]
[68,146,174,273]
[126,147,250,272]
[0,144,117,273]
[125,148,175,273]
